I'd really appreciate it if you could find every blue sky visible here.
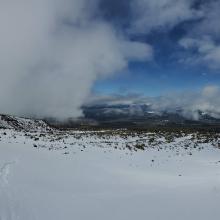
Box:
[93,0,220,97]
[94,62,220,96]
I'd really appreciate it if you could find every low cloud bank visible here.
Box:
[87,85,220,120]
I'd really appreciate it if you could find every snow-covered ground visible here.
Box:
[0,128,220,220]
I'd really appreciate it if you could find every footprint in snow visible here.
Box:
[0,161,15,186]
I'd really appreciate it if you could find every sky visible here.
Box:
[94,63,220,96]
[94,0,220,96]
[0,0,220,119]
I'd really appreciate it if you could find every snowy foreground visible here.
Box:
[0,127,220,220]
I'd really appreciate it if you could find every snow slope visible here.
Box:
[0,115,50,131]
[0,128,220,220]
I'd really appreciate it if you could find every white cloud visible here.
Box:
[128,0,220,70]
[130,0,201,33]
[179,37,220,69]
[179,0,220,69]
[87,85,220,120]
[151,85,220,119]
[0,0,152,119]
[192,0,220,38]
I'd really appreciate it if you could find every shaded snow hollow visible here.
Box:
[0,120,220,220]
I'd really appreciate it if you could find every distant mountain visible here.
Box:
[2,103,220,131]
[81,104,220,128]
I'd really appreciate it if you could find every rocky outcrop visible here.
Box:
[0,114,50,132]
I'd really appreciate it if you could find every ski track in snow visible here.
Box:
[0,161,15,186]
[0,161,20,220]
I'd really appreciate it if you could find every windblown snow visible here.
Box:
[0,116,220,220]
